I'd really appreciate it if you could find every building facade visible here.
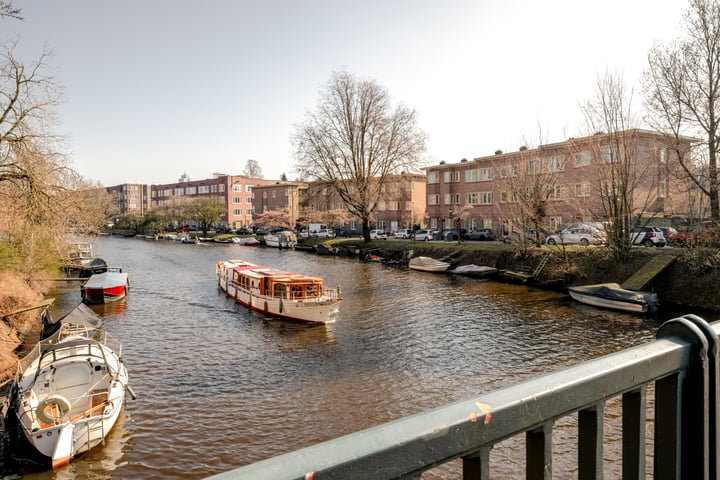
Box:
[106,183,150,222]
[424,130,695,235]
[251,182,306,228]
[150,173,276,229]
[301,173,427,233]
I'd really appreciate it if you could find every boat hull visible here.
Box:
[13,325,129,467]
[408,257,451,273]
[81,272,129,304]
[568,283,658,313]
[217,260,341,323]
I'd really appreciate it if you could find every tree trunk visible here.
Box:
[362,216,371,243]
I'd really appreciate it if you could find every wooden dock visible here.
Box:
[621,254,678,291]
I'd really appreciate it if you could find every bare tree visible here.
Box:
[0,1,22,20]
[643,0,720,220]
[492,143,561,249]
[242,159,264,178]
[582,71,661,261]
[292,70,427,242]
[0,42,84,272]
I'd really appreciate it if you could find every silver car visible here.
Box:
[546,225,606,246]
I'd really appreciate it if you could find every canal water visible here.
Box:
[7,235,717,479]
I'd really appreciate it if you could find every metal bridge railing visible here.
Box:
[207,314,719,480]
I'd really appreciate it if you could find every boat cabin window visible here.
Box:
[291,286,302,298]
[306,285,319,298]
[273,284,286,298]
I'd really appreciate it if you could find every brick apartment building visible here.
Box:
[251,182,306,228]
[425,129,696,235]
[301,173,428,233]
[106,183,150,223]
[149,173,276,230]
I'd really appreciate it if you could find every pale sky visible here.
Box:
[6,0,688,186]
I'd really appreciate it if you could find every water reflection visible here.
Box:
[7,235,717,479]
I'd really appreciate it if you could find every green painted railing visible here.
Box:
[207,314,719,480]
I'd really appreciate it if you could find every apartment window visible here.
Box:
[527,159,542,174]
[549,216,562,231]
[246,185,252,192]
[479,192,493,205]
[262,191,267,198]
[659,148,667,164]
[465,169,478,182]
[443,171,460,182]
[246,197,252,203]
[232,184,243,192]
[232,208,242,216]
[198,186,209,194]
[151,191,156,197]
[501,190,518,203]
[466,193,479,205]
[428,194,439,205]
[174,188,184,195]
[500,164,518,177]
[659,180,667,198]
[232,196,242,204]
[575,151,591,167]
[602,146,622,163]
[574,182,591,197]
[480,167,493,181]
[211,185,217,193]
[549,185,562,200]
[388,201,401,211]
[377,201,385,211]
[185,187,196,195]
[272,191,276,198]
[246,208,253,215]
[444,193,460,204]
[547,155,565,172]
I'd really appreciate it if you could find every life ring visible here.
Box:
[36,394,72,424]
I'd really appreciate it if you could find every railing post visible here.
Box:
[578,402,604,480]
[682,314,720,480]
[657,316,712,480]
[527,422,552,480]
[462,447,491,480]
[622,386,646,480]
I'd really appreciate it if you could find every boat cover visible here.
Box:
[570,283,659,312]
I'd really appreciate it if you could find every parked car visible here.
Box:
[630,226,666,247]
[546,225,606,246]
[317,229,336,239]
[442,229,467,241]
[412,229,435,241]
[370,229,388,240]
[670,221,720,246]
[394,229,413,239]
[502,229,547,245]
[466,228,496,241]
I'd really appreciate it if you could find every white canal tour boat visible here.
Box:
[216,259,342,323]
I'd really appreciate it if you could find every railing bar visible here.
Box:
[622,387,646,480]
[526,422,552,480]
[655,373,680,480]
[578,402,604,480]
[462,446,491,480]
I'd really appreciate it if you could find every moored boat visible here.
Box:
[447,264,498,278]
[9,312,133,468]
[264,230,297,249]
[408,256,451,273]
[230,236,260,246]
[216,259,342,323]
[81,271,130,304]
[568,283,659,314]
